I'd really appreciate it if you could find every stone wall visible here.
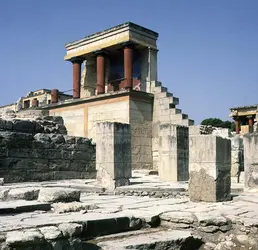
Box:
[0,117,67,135]
[0,132,96,183]
[0,117,95,183]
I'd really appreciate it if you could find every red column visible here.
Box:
[96,53,105,94]
[124,44,134,90]
[248,116,253,127]
[234,118,240,134]
[71,58,83,99]
[31,99,38,107]
[51,89,59,104]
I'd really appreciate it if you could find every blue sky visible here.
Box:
[0,0,257,124]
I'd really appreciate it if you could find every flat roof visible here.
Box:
[230,104,258,110]
[65,22,159,48]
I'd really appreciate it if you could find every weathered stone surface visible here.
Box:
[58,223,83,238]
[8,188,39,201]
[38,188,80,203]
[189,135,231,202]
[96,122,131,191]
[0,129,96,183]
[39,226,62,240]
[52,202,98,213]
[96,230,203,249]
[231,135,244,179]
[159,124,189,181]
[5,229,44,246]
[160,211,195,224]
[243,132,258,189]
[0,200,51,214]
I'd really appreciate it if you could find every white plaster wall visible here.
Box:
[88,101,129,142]
[50,109,84,137]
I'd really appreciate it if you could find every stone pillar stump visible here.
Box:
[159,124,189,181]
[96,122,131,191]
[243,132,258,190]
[189,135,231,202]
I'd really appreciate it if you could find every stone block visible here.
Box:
[38,188,80,203]
[12,119,36,133]
[243,132,258,189]
[231,135,244,178]
[189,135,231,202]
[96,122,131,190]
[159,124,189,181]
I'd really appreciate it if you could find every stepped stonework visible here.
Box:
[150,81,194,170]
[1,22,257,249]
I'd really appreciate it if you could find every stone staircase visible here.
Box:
[150,81,194,170]
[151,81,194,126]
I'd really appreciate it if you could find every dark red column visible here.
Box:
[234,117,240,134]
[51,89,59,104]
[96,53,105,94]
[248,116,253,127]
[71,58,83,99]
[31,99,38,107]
[124,43,134,90]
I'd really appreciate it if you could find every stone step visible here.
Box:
[95,229,203,249]
[0,200,51,214]
[153,86,167,93]
[180,119,193,126]
[153,81,162,87]
[170,108,182,115]
[188,119,195,126]
[154,91,173,98]
[171,113,188,120]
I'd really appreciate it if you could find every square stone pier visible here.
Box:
[96,122,131,191]
[189,135,231,202]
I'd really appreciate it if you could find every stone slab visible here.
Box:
[0,200,51,214]
[96,229,203,249]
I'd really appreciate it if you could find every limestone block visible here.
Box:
[189,135,231,202]
[6,229,44,246]
[12,119,36,133]
[231,135,244,178]
[8,188,40,201]
[243,132,258,189]
[39,226,62,240]
[159,124,189,181]
[96,122,131,190]
[38,188,80,203]
[58,223,83,238]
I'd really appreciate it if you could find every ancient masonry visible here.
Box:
[0,22,258,249]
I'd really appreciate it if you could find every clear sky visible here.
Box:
[0,0,257,124]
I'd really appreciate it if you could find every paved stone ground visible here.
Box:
[0,171,255,249]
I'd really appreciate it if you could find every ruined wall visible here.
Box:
[0,118,96,183]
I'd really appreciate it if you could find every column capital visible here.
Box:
[70,57,84,64]
[94,50,108,56]
[246,115,254,119]
[121,41,135,49]
[232,116,239,121]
